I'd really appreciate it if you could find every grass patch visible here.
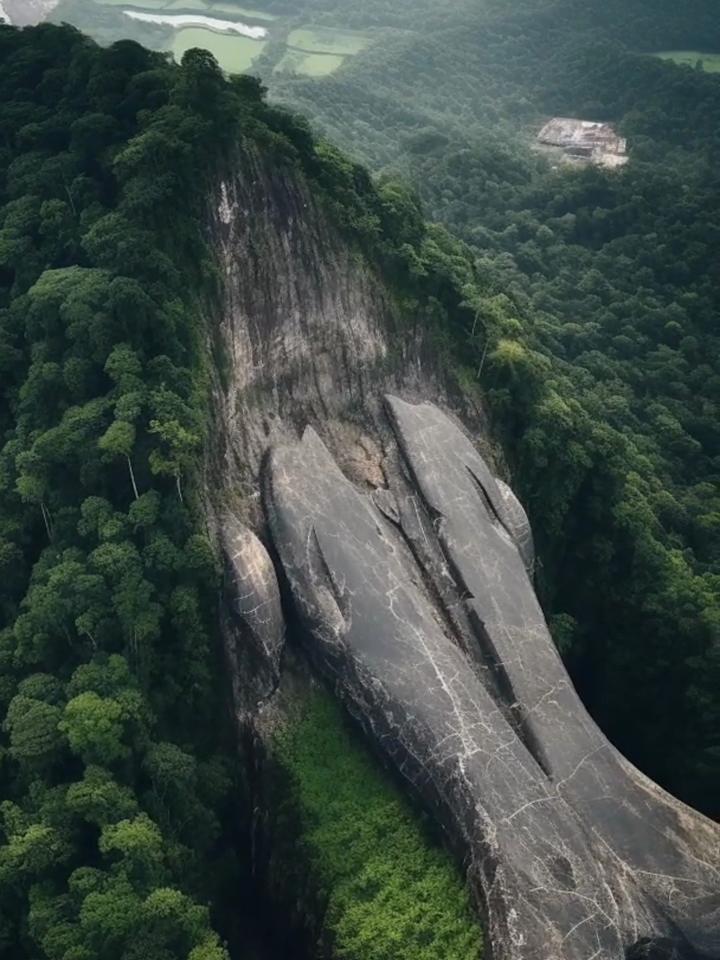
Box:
[274,48,304,74]
[297,52,345,76]
[98,0,171,7]
[653,50,720,72]
[271,691,482,960]
[210,2,276,19]
[275,48,346,76]
[166,0,211,9]
[172,27,265,72]
[287,25,370,55]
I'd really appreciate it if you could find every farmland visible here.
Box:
[274,26,370,75]
[44,0,368,76]
[274,48,345,76]
[172,26,265,71]
[287,26,369,56]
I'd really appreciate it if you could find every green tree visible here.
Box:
[3,695,64,770]
[99,420,139,501]
[61,692,128,766]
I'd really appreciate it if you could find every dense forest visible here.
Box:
[261,0,720,816]
[0,24,251,960]
[1,1,719,956]
[0,22,486,960]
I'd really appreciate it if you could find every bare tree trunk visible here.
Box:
[126,455,139,501]
[40,501,52,541]
[476,338,490,379]
[176,473,183,503]
[64,181,77,216]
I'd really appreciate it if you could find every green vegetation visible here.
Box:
[287,26,369,55]
[0,21,484,959]
[211,3,277,20]
[271,692,481,960]
[99,0,169,7]
[274,28,370,76]
[166,0,211,9]
[49,0,174,49]
[276,50,345,76]
[653,50,720,72]
[2,3,719,956]
[51,3,366,78]
[173,29,266,72]
[264,0,720,816]
[50,0,273,64]
[0,23,266,960]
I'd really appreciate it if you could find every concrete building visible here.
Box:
[537,117,628,169]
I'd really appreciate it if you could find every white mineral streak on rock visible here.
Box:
[208,149,720,960]
[218,181,236,226]
[122,10,267,39]
[263,397,720,960]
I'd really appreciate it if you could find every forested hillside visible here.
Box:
[0,25,254,960]
[262,0,720,816]
[1,2,719,956]
[0,23,485,959]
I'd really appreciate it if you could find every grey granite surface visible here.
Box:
[261,398,720,960]
[220,516,285,715]
[209,154,719,960]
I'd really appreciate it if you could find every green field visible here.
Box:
[162,0,207,8]
[98,0,276,17]
[275,48,346,76]
[172,28,266,71]
[287,26,370,55]
[654,50,720,72]
[274,25,370,77]
[98,0,169,7]
[211,2,276,19]
[166,0,209,9]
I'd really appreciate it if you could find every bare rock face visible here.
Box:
[220,517,284,716]
[494,477,535,574]
[261,400,720,960]
[209,154,720,960]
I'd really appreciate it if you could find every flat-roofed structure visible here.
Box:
[538,117,628,168]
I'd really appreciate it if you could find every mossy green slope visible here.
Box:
[271,692,482,960]
[0,21,484,959]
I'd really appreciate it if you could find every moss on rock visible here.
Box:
[269,690,482,960]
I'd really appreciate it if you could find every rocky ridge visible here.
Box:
[209,152,720,960]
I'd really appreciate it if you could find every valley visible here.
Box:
[2,0,373,77]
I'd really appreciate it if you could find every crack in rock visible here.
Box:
[259,398,720,960]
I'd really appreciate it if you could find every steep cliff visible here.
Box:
[208,151,720,960]
[0,21,716,960]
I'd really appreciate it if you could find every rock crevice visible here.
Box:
[261,401,720,960]
[208,156,720,960]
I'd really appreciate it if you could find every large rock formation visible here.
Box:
[209,153,720,960]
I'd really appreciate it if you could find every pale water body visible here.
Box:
[122,9,267,38]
